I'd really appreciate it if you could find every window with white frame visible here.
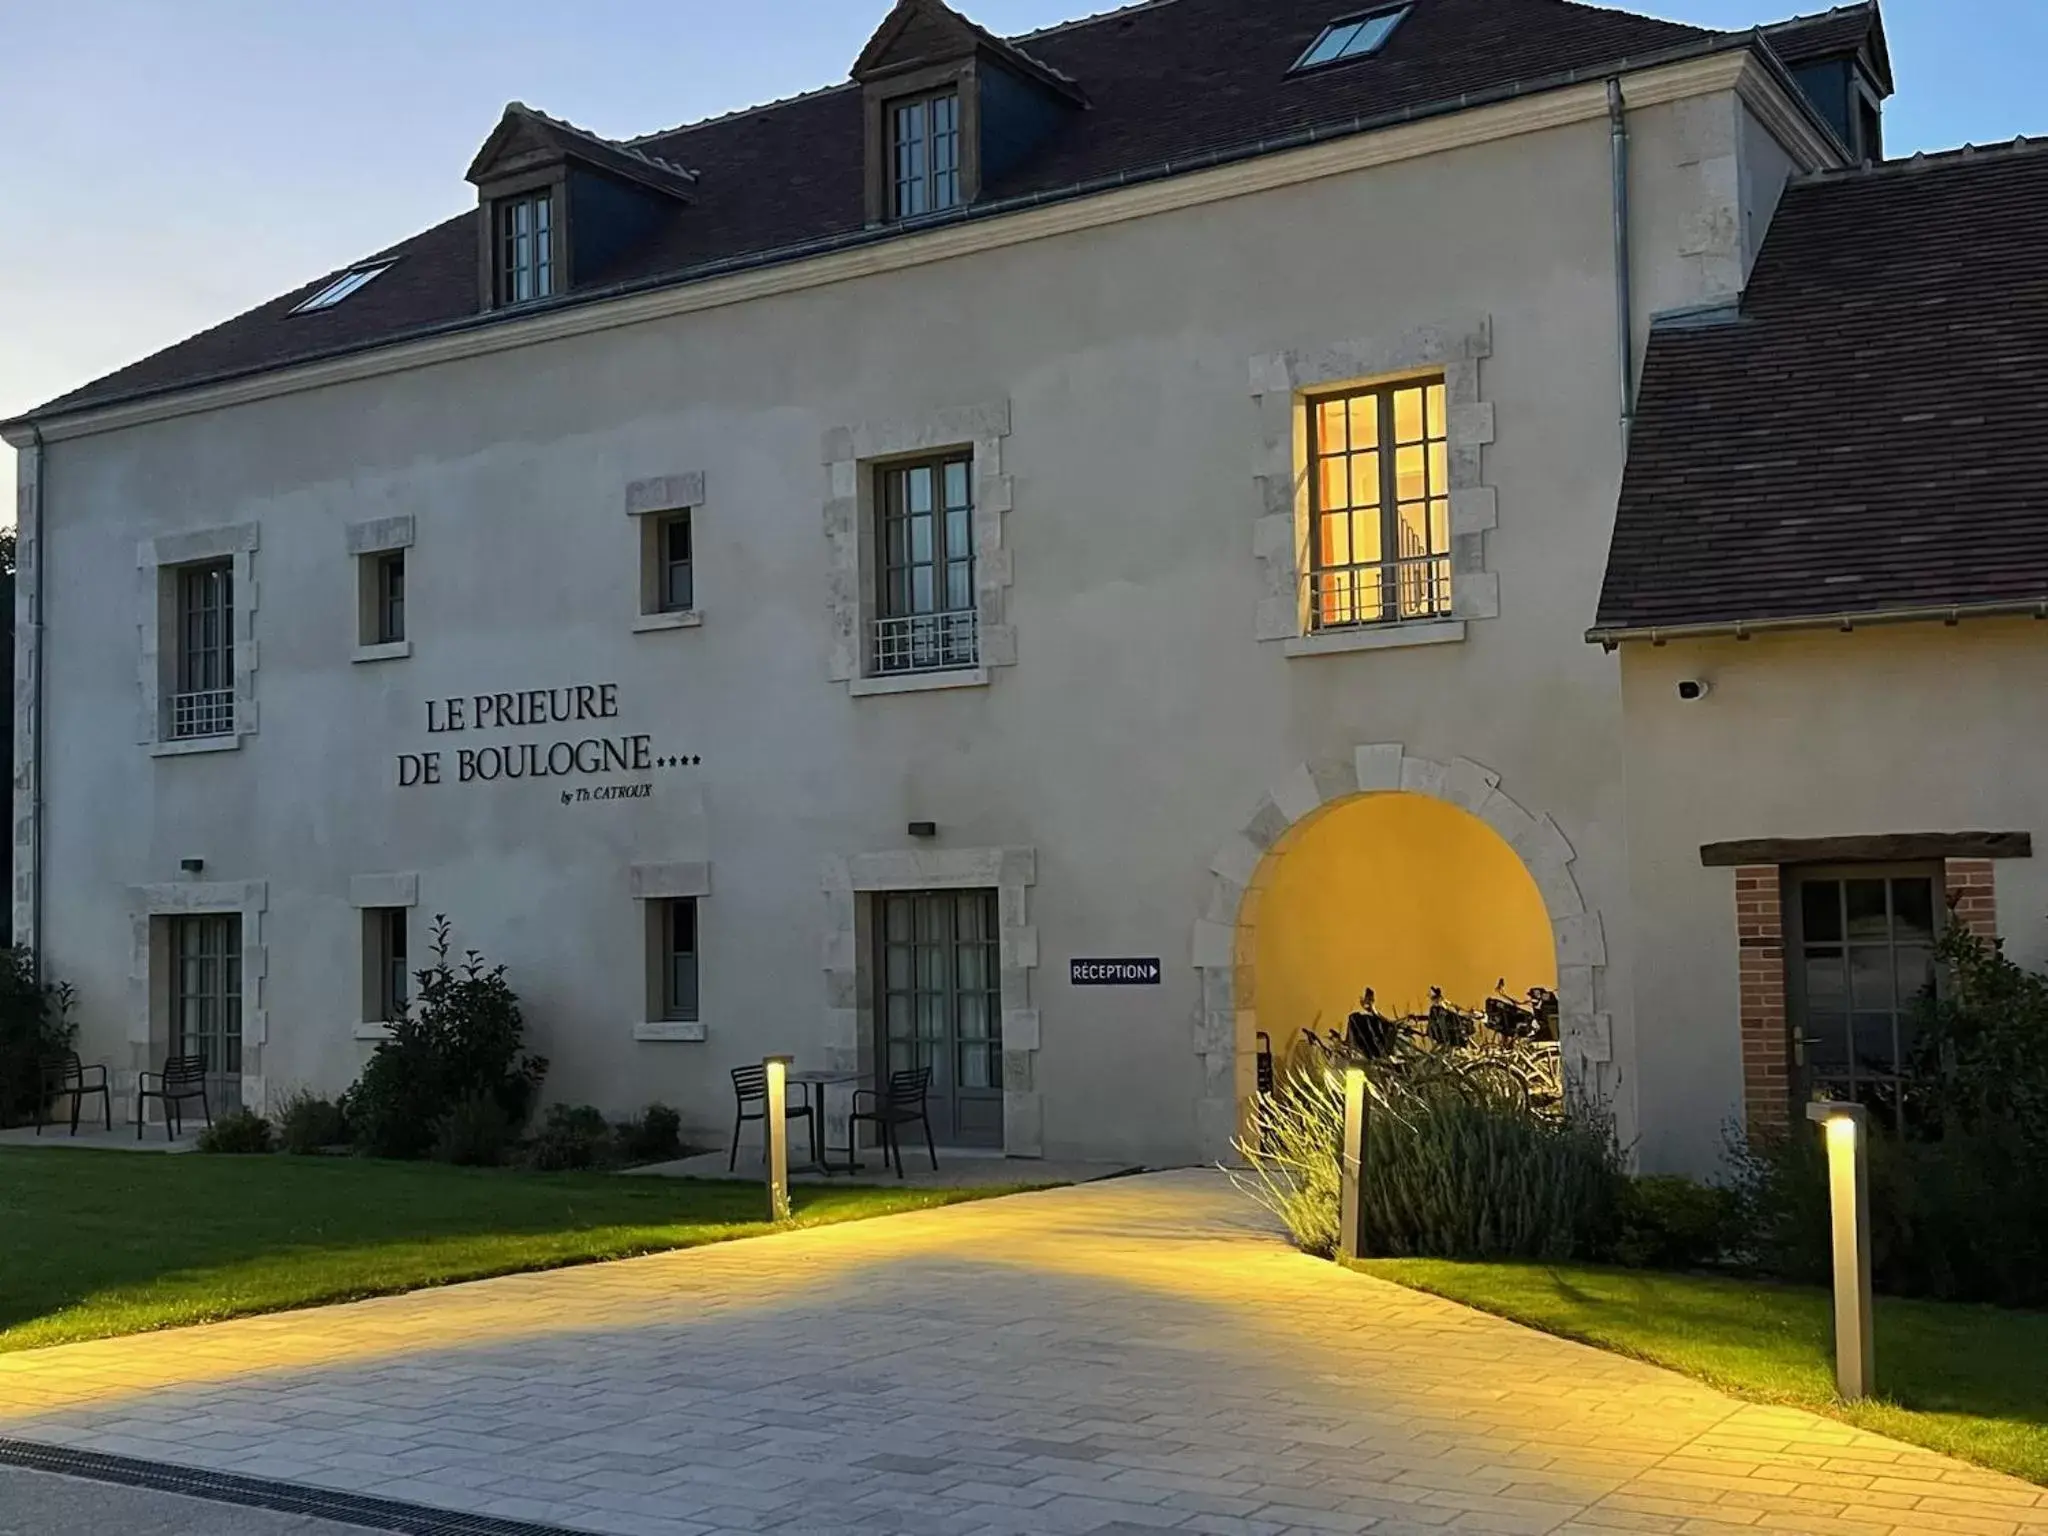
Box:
[890,91,961,219]
[172,561,235,739]
[875,454,977,674]
[658,898,699,1022]
[497,191,554,304]
[364,906,409,1024]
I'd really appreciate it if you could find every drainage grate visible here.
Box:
[0,1437,590,1536]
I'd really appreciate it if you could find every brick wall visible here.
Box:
[1945,859,1999,943]
[1735,865,1790,1137]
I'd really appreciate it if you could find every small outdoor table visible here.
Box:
[786,1069,865,1175]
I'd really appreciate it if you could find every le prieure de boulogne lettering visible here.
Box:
[396,682,653,787]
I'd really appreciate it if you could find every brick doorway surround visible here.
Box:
[1734,857,2002,1137]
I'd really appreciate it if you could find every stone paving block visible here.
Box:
[0,1173,2039,1536]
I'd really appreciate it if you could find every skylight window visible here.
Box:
[1293,5,1411,71]
[290,262,395,314]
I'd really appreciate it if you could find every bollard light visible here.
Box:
[764,1055,795,1223]
[1336,1064,1370,1263]
[1805,1100,1874,1400]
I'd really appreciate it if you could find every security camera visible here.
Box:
[1676,679,1711,702]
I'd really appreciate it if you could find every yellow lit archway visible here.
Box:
[1244,791,1557,1064]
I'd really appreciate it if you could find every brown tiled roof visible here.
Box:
[1593,141,2048,640]
[24,0,1731,420]
[1763,4,1891,90]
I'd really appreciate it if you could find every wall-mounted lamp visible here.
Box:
[1805,1100,1874,1399]
[907,821,938,839]
[178,858,205,874]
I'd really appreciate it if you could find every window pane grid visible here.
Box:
[1795,873,1939,1130]
[660,513,694,612]
[377,552,405,644]
[171,914,242,1110]
[664,898,699,1022]
[1305,379,1452,630]
[878,891,1002,1090]
[876,454,977,673]
[172,562,234,739]
[379,908,409,1021]
[499,193,553,304]
[892,93,960,218]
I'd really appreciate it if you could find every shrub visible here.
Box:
[196,1109,275,1154]
[274,1089,348,1155]
[1730,1119,2048,1308]
[1613,1174,1740,1270]
[0,950,77,1128]
[1723,919,2048,1309]
[344,916,547,1160]
[525,1103,616,1172]
[617,1102,684,1164]
[432,1092,516,1167]
[1232,1057,1625,1262]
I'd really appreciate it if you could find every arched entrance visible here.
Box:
[1250,793,1556,1060]
[1190,745,1612,1158]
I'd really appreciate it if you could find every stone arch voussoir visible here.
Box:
[1191,745,1610,1161]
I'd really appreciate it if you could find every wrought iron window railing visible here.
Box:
[170,688,235,740]
[1307,556,1453,631]
[873,610,978,675]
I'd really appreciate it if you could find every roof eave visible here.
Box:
[1586,596,2048,649]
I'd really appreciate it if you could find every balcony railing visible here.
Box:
[873,610,979,675]
[170,688,235,740]
[1306,556,1453,631]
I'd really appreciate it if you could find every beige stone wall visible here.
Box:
[1620,622,2048,1173]
[23,81,1821,1166]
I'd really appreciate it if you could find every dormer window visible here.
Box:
[497,191,554,304]
[892,91,962,218]
[1293,6,1411,72]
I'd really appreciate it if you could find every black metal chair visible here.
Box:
[848,1066,937,1179]
[727,1063,814,1171]
[135,1054,210,1141]
[37,1051,110,1136]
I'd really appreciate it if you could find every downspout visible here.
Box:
[19,422,44,969]
[1608,79,1635,445]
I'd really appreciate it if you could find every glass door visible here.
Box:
[1786,867,1938,1130]
[875,889,1003,1146]
[171,913,243,1113]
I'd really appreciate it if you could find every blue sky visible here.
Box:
[2,0,2039,510]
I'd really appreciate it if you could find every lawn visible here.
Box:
[1353,1257,2048,1488]
[0,1147,1009,1353]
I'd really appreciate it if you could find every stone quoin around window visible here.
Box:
[349,872,419,1041]
[1250,318,1498,658]
[823,400,1015,697]
[346,515,415,663]
[128,879,270,1119]
[625,472,706,634]
[138,522,261,756]
[630,860,712,1042]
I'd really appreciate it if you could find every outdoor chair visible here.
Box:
[135,1054,210,1141]
[36,1051,110,1136]
[727,1063,814,1170]
[847,1066,937,1179]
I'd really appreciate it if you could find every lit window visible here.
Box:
[497,192,554,304]
[1293,6,1411,71]
[891,91,961,219]
[1304,377,1451,629]
[290,263,394,314]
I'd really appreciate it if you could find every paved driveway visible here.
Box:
[0,1170,2042,1536]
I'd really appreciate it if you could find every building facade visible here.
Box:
[9,0,1952,1173]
